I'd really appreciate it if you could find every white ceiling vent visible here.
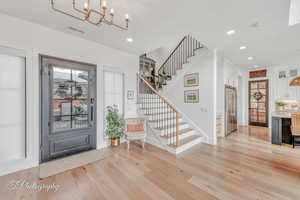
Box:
[289,0,300,26]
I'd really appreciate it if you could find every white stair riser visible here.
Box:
[165,131,197,144]
[157,124,190,134]
[175,137,203,154]
[146,113,179,120]
[148,118,184,128]
[140,108,175,115]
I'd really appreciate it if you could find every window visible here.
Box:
[104,71,124,115]
[0,53,26,162]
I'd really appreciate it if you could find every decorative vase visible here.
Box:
[111,138,120,147]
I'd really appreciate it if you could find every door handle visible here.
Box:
[90,105,94,122]
[90,98,95,122]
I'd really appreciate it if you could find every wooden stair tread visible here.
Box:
[161,128,193,138]
[157,122,188,130]
[148,117,182,123]
[168,135,201,148]
[145,111,175,116]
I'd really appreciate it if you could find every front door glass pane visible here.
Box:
[52,67,89,132]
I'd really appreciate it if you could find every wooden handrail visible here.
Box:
[158,36,187,74]
[157,36,202,92]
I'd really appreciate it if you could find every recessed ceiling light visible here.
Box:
[240,46,247,50]
[226,30,236,35]
[126,38,133,43]
[248,56,254,60]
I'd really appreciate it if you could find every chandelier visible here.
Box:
[50,0,129,30]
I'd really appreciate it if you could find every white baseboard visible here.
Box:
[0,158,38,177]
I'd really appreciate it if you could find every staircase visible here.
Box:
[157,36,203,89]
[137,36,204,154]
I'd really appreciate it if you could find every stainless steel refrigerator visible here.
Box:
[225,85,238,136]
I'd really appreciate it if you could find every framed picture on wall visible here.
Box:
[289,69,298,77]
[127,90,135,100]
[184,90,199,103]
[249,69,267,79]
[184,73,199,87]
[279,71,287,79]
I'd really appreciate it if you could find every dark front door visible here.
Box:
[40,56,96,163]
[248,80,269,127]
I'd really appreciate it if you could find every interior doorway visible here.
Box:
[225,85,238,136]
[248,80,269,127]
[40,56,97,163]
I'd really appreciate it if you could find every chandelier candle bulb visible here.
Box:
[110,8,114,22]
[110,8,114,15]
[102,1,107,9]
[84,2,89,11]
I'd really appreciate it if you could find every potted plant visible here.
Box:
[276,101,287,111]
[105,105,124,147]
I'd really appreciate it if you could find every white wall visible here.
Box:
[0,54,26,163]
[216,51,245,132]
[0,12,138,176]
[161,48,217,144]
[147,47,170,70]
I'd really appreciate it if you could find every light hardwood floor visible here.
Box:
[1,126,300,200]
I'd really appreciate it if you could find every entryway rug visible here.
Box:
[39,149,110,179]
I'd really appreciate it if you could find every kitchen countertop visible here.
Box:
[272,110,300,118]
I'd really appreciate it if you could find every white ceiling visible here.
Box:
[0,0,300,68]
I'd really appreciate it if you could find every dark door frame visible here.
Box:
[39,55,97,163]
[248,79,269,127]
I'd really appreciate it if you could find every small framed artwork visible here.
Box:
[289,69,298,77]
[184,73,199,87]
[279,71,287,79]
[184,90,199,103]
[249,69,267,79]
[127,90,134,100]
